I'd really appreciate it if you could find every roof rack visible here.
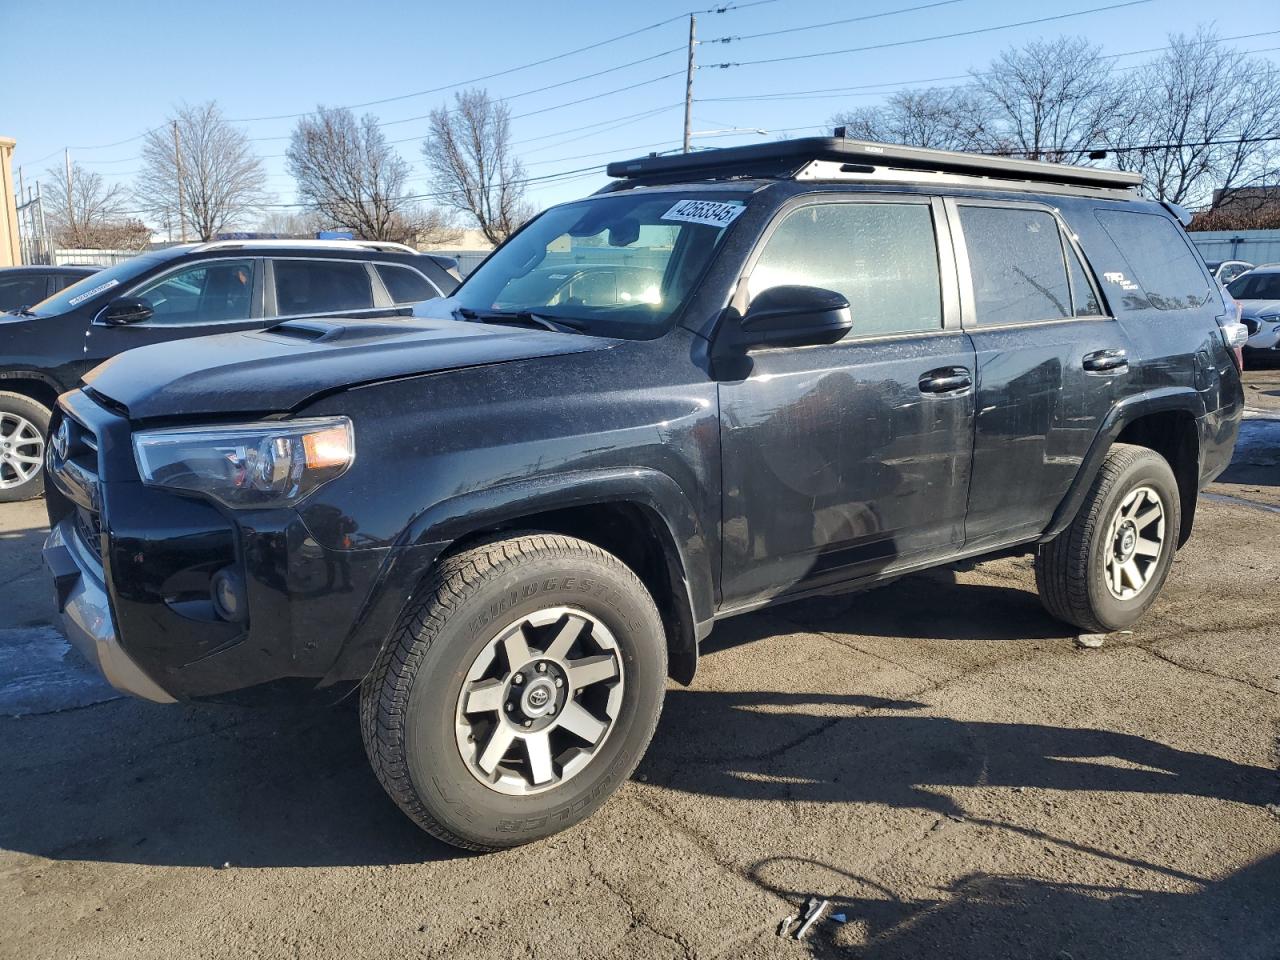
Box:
[190,239,421,255]
[605,136,1142,194]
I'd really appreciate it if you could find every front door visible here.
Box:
[80,257,264,380]
[718,196,976,608]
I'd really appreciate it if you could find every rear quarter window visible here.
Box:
[1094,210,1213,312]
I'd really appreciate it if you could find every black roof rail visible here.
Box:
[605,136,1143,192]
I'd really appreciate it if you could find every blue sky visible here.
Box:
[3,0,1278,220]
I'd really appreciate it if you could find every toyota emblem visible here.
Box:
[52,420,70,460]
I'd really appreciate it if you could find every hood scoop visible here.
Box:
[260,317,414,345]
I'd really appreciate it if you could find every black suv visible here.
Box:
[43,139,1244,851]
[1,241,457,501]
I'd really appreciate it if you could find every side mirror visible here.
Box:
[738,285,852,349]
[101,296,154,326]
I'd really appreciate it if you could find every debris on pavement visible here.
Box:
[777,915,796,938]
[1075,634,1107,648]
[794,897,830,940]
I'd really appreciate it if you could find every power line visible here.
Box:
[704,0,1156,69]
[694,30,1280,104]
[226,1,774,125]
[706,0,969,44]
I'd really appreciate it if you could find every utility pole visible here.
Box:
[683,15,696,154]
[172,119,187,242]
[63,148,74,238]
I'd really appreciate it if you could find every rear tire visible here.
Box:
[1035,443,1180,633]
[360,532,666,851]
[0,392,50,503]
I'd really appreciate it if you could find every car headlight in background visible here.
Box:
[133,417,354,508]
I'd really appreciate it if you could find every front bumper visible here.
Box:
[43,518,176,704]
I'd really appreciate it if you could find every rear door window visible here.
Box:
[274,259,375,316]
[1094,210,1213,311]
[957,206,1072,325]
[376,264,437,304]
[748,201,944,337]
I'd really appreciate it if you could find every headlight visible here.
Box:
[133,417,353,508]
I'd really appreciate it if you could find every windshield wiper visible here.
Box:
[455,307,587,333]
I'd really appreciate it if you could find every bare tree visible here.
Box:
[1108,30,1280,206]
[256,209,329,237]
[134,101,268,241]
[833,87,993,151]
[423,89,532,245]
[972,37,1125,163]
[286,106,459,246]
[43,162,137,247]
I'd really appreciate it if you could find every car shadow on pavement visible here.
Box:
[643,689,1278,817]
[0,697,468,869]
[747,851,1280,959]
[701,567,1077,653]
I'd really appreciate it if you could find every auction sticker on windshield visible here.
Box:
[662,200,745,228]
[67,278,120,306]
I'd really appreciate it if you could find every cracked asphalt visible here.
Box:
[1,368,1278,960]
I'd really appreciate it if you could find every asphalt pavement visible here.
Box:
[1,368,1277,960]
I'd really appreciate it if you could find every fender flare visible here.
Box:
[405,465,715,622]
[1039,386,1205,543]
[0,368,65,402]
[323,467,714,687]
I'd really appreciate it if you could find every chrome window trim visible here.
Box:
[265,256,443,319]
[93,255,264,328]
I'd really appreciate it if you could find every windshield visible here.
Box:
[26,255,163,317]
[1227,272,1280,301]
[452,191,749,338]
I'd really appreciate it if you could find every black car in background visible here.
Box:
[0,240,456,500]
[0,265,100,313]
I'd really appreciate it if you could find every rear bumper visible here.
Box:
[43,518,176,704]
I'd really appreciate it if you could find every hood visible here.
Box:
[83,316,616,420]
[1238,299,1280,319]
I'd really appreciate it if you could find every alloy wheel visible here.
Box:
[0,413,44,490]
[454,606,625,796]
[1103,485,1166,601]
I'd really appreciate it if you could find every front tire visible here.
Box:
[0,392,50,503]
[1035,443,1181,633]
[360,533,667,851]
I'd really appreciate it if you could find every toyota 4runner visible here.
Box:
[43,138,1245,851]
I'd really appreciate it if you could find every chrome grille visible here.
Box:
[58,413,104,563]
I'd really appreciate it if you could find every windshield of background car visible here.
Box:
[1227,272,1280,301]
[26,255,168,317]
[453,191,749,338]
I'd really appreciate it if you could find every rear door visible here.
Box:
[79,257,265,378]
[947,198,1131,548]
[718,194,976,607]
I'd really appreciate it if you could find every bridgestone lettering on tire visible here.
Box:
[1035,442,1180,634]
[359,532,667,851]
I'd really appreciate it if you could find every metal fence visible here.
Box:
[1189,230,1280,266]
[52,248,141,267]
[14,190,52,265]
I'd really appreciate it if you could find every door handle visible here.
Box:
[918,366,972,394]
[1083,348,1128,373]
